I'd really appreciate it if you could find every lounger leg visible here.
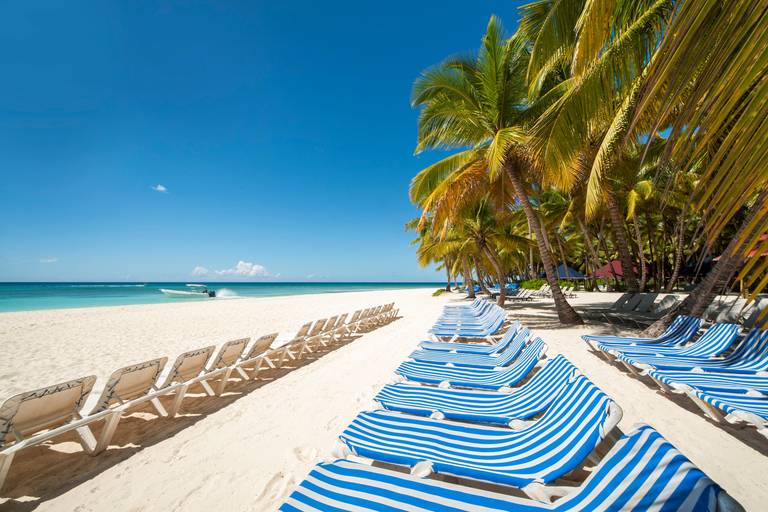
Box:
[150,397,168,417]
[0,452,15,491]
[234,367,250,380]
[215,368,233,396]
[74,425,98,455]
[597,348,613,362]
[199,379,216,397]
[649,375,673,394]
[93,411,122,454]
[248,358,264,379]
[167,384,189,418]
[619,360,642,378]
[685,392,727,423]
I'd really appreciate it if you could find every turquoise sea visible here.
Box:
[0,282,442,313]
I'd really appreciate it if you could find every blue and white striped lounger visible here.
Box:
[429,309,508,338]
[611,323,739,357]
[582,315,701,351]
[437,301,493,319]
[640,328,768,373]
[433,302,498,324]
[614,324,740,372]
[334,374,622,490]
[417,321,521,353]
[395,337,547,390]
[373,355,578,425]
[280,424,736,511]
[407,328,530,369]
[648,370,768,394]
[689,388,768,439]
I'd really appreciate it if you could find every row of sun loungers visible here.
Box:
[584,314,768,439]
[0,303,398,491]
[280,300,743,510]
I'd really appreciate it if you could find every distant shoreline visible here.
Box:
[0,282,443,313]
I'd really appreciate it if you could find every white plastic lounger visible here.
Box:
[332,374,622,499]
[205,337,250,395]
[232,333,280,379]
[85,357,176,454]
[280,424,741,511]
[155,346,223,418]
[0,376,113,490]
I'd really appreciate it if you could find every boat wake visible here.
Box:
[215,288,241,299]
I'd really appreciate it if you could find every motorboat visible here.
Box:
[159,284,216,298]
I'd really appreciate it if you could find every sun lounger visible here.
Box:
[610,323,740,358]
[204,337,251,395]
[611,323,740,377]
[743,298,768,329]
[428,308,507,339]
[232,333,280,378]
[639,328,768,374]
[394,337,547,390]
[688,388,768,439]
[374,354,577,426]
[280,424,740,511]
[581,292,634,320]
[649,370,768,394]
[582,315,701,354]
[332,374,622,497]
[155,346,224,417]
[0,376,113,490]
[416,321,521,353]
[406,328,530,369]
[79,357,179,454]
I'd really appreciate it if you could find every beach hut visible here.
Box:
[586,260,639,279]
[538,264,587,280]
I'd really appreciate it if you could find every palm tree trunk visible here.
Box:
[665,222,686,293]
[527,219,535,280]
[504,162,583,324]
[632,213,647,292]
[646,211,657,290]
[598,228,618,291]
[605,194,639,293]
[462,256,476,298]
[556,233,570,282]
[482,244,507,306]
[475,263,491,295]
[577,217,609,286]
[443,257,452,292]
[642,191,767,336]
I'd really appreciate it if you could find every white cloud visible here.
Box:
[306,274,314,279]
[275,273,281,278]
[151,184,168,193]
[191,266,209,276]
[209,261,270,278]
[39,258,58,263]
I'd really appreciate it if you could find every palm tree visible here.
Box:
[410,16,584,324]
[521,0,676,294]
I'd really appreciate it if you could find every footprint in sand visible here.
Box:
[326,416,340,431]
[254,471,296,506]
[291,446,319,462]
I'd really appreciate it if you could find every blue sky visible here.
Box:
[0,0,525,282]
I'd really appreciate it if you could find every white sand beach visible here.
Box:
[0,288,766,511]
